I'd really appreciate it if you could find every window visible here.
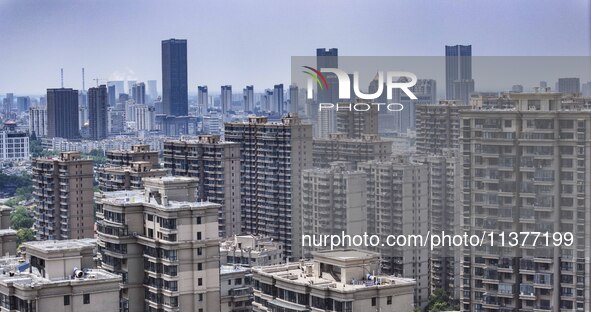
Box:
[147,214,153,221]
[196,217,202,224]
[197,248,202,256]
[83,294,90,304]
[235,278,242,285]
[198,263,202,271]
[387,296,392,305]
[198,278,203,286]
[197,232,202,240]
[371,297,376,306]
[64,295,70,306]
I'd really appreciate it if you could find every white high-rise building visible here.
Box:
[29,105,47,137]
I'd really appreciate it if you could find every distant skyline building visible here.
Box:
[198,85,209,114]
[558,77,581,94]
[131,82,146,104]
[46,88,80,139]
[161,38,188,116]
[88,84,108,140]
[107,84,116,106]
[221,85,232,115]
[511,84,524,92]
[107,81,124,98]
[147,79,158,102]
[272,84,284,114]
[3,93,13,117]
[0,121,29,162]
[445,44,473,104]
[243,85,254,112]
[29,105,47,137]
[583,81,591,97]
[288,84,299,113]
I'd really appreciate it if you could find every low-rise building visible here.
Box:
[220,235,284,267]
[221,265,253,312]
[0,239,120,312]
[252,249,416,312]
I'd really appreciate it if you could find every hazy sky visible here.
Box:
[0,0,589,95]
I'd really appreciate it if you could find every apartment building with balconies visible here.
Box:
[313,133,392,168]
[95,177,221,312]
[416,100,470,155]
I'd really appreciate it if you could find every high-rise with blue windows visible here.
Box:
[445,44,473,104]
[162,39,188,116]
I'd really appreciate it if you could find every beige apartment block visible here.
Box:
[95,177,221,312]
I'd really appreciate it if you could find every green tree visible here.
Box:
[10,206,34,230]
[427,289,457,312]
[16,228,35,245]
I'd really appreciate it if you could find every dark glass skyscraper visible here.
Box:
[445,44,473,103]
[316,48,339,104]
[46,88,79,139]
[88,85,108,140]
[162,39,188,116]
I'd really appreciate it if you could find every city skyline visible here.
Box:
[0,0,589,94]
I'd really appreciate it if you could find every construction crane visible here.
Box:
[92,78,107,87]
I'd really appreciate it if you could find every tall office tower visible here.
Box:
[272,84,284,114]
[88,85,108,140]
[445,44,474,104]
[512,84,524,93]
[107,84,117,106]
[583,81,591,97]
[225,114,313,260]
[163,135,241,238]
[162,38,188,116]
[358,156,430,309]
[335,101,379,139]
[221,85,232,115]
[300,162,367,257]
[29,106,47,137]
[460,92,589,312]
[313,133,392,168]
[415,150,463,299]
[147,80,158,102]
[392,79,437,133]
[16,96,30,112]
[3,93,13,116]
[46,88,80,139]
[288,84,299,113]
[243,85,254,112]
[97,144,166,192]
[415,100,470,155]
[316,48,339,104]
[252,250,417,312]
[131,82,146,104]
[557,77,581,94]
[95,177,221,312]
[0,121,29,161]
[198,85,209,114]
[32,152,94,240]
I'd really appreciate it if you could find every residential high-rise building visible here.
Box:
[415,100,470,155]
[95,177,221,312]
[557,77,581,94]
[220,235,284,267]
[16,96,30,112]
[147,79,158,102]
[97,145,166,192]
[29,105,47,137]
[415,149,463,299]
[445,45,473,104]
[243,85,254,112]
[251,250,416,312]
[335,100,379,139]
[0,121,29,162]
[220,265,253,312]
[162,38,188,116]
[0,239,121,312]
[163,135,241,238]
[107,84,117,106]
[272,84,284,114]
[316,108,335,138]
[582,81,591,97]
[3,93,14,117]
[393,79,437,132]
[358,156,430,308]
[131,82,146,104]
[225,114,313,260]
[198,85,209,114]
[46,88,80,139]
[301,162,367,257]
[512,84,524,93]
[260,89,273,112]
[313,133,392,168]
[460,92,589,311]
[88,84,108,140]
[221,85,232,115]
[32,152,94,240]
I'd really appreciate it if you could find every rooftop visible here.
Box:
[221,265,251,275]
[22,239,96,253]
[98,189,220,210]
[0,269,120,289]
